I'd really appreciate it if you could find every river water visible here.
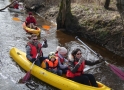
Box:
[0,0,124,90]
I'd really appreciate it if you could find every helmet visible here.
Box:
[29,12,33,15]
[48,52,55,59]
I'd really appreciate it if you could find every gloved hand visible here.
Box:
[43,38,47,43]
[31,58,36,61]
[78,57,85,65]
[105,61,110,66]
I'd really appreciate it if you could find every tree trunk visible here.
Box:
[56,0,81,32]
[116,0,124,11]
[56,0,72,31]
[0,1,16,11]
[104,0,110,9]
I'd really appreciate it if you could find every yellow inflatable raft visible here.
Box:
[22,22,41,36]
[9,47,111,90]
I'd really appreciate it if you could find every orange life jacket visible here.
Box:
[27,42,42,58]
[44,58,59,69]
[66,61,85,78]
[55,53,64,64]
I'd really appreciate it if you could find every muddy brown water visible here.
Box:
[0,1,124,90]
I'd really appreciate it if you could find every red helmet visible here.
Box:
[29,12,33,15]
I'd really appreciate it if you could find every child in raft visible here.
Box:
[41,52,62,76]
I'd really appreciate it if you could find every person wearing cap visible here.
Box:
[26,34,48,66]
[55,46,68,74]
[9,0,19,9]
[41,52,62,76]
[66,48,103,87]
[25,12,37,29]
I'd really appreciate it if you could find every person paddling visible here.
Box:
[26,34,48,66]
[66,48,103,87]
[9,0,19,9]
[25,12,37,29]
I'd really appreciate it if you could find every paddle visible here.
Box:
[12,17,21,21]
[12,18,50,29]
[20,41,45,83]
[12,12,51,30]
[75,36,124,80]
[12,14,25,22]
[42,25,50,30]
[42,25,50,35]
[21,54,38,83]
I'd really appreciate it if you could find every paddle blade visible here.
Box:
[109,64,124,80]
[12,17,20,21]
[42,25,50,30]
[21,70,31,83]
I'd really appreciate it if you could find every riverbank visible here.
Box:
[24,1,124,58]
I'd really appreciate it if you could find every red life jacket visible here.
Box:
[14,3,19,9]
[27,42,42,58]
[66,61,85,78]
[26,16,36,25]
[55,53,64,64]
[44,58,58,69]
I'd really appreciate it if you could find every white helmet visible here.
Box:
[48,52,55,59]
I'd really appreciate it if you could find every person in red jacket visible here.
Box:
[66,48,103,87]
[25,12,37,29]
[14,1,19,9]
[26,34,48,66]
[10,0,19,9]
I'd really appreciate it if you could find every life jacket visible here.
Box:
[55,53,64,64]
[14,3,19,9]
[27,42,42,58]
[44,58,58,69]
[26,16,36,25]
[66,61,85,78]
